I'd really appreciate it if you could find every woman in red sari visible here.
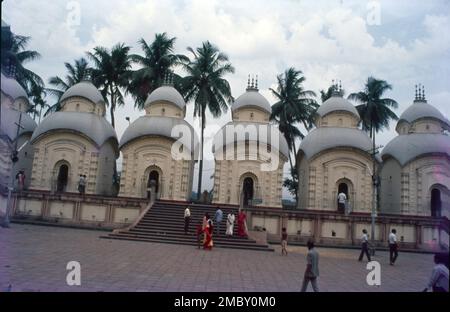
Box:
[203,220,214,250]
[237,210,247,237]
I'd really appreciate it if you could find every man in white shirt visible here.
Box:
[423,253,449,292]
[389,229,398,265]
[337,192,347,213]
[184,206,191,234]
[301,240,320,292]
[358,229,371,262]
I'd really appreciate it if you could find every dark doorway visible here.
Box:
[337,182,349,213]
[431,188,441,217]
[147,170,159,199]
[243,177,254,206]
[56,165,68,192]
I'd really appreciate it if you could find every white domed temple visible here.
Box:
[296,86,378,212]
[29,81,119,195]
[0,73,37,190]
[380,86,450,218]
[212,78,288,207]
[118,82,198,201]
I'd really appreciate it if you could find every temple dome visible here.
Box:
[119,116,198,154]
[382,133,450,166]
[316,95,359,119]
[31,112,117,150]
[1,73,28,101]
[298,127,376,160]
[60,81,105,105]
[231,89,271,114]
[144,85,186,110]
[398,100,450,129]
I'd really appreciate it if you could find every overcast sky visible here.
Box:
[3,0,450,199]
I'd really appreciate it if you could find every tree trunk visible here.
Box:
[109,84,116,129]
[291,134,299,206]
[196,106,205,200]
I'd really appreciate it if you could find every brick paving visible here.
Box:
[0,224,433,292]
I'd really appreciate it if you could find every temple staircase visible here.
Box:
[101,200,274,251]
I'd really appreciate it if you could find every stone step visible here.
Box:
[102,233,273,251]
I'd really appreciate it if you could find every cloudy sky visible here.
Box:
[3,0,450,199]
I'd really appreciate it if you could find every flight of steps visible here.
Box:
[101,200,274,252]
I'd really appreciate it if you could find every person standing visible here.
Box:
[184,206,191,234]
[202,213,209,231]
[281,227,288,256]
[16,170,25,191]
[226,211,235,236]
[358,229,371,262]
[389,229,398,265]
[423,252,449,292]
[337,191,347,213]
[214,207,223,235]
[301,240,319,292]
[237,210,248,237]
[203,219,214,250]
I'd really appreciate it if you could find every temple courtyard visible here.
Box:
[0,224,434,292]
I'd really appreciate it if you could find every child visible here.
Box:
[281,227,288,256]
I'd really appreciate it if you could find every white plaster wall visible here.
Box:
[113,207,140,223]
[321,221,347,239]
[49,201,74,219]
[286,219,313,236]
[81,204,106,222]
[16,198,42,216]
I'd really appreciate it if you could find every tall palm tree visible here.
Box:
[348,77,399,142]
[1,29,43,92]
[180,41,234,200]
[128,33,188,109]
[29,83,48,123]
[270,68,318,204]
[45,57,92,115]
[88,43,132,128]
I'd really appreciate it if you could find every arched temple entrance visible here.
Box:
[243,177,254,206]
[56,164,69,192]
[336,178,353,213]
[431,188,442,217]
[143,166,162,200]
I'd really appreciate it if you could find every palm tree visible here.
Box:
[270,68,318,204]
[128,33,188,109]
[348,77,399,141]
[180,41,234,200]
[1,28,43,92]
[29,83,49,123]
[88,43,132,128]
[45,57,92,115]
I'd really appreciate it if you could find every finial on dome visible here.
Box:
[422,85,426,101]
[246,74,258,91]
[415,84,418,100]
[331,79,342,97]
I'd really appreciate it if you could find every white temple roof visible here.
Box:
[60,81,105,105]
[316,96,360,119]
[1,73,28,101]
[144,85,186,110]
[231,90,272,114]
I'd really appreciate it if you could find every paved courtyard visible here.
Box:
[0,224,434,292]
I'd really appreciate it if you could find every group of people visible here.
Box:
[77,174,87,194]
[183,206,248,250]
[285,227,448,292]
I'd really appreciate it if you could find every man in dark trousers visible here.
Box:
[389,229,398,265]
[358,229,371,262]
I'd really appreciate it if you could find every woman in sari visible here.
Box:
[237,210,247,237]
[203,219,214,250]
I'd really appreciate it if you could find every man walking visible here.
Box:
[389,229,398,265]
[358,229,371,262]
[423,252,449,292]
[214,207,223,235]
[301,240,319,292]
[184,206,191,234]
[337,191,346,213]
